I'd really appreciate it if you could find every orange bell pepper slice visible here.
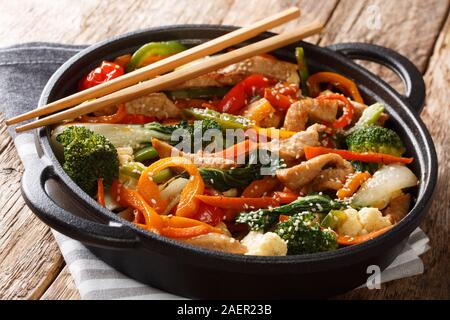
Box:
[113,54,132,69]
[253,127,296,139]
[159,215,224,239]
[307,71,364,104]
[138,168,168,214]
[143,157,205,218]
[79,103,127,124]
[304,146,414,164]
[111,180,163,232]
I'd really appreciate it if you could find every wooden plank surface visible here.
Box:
[0,0,448,300]
[0,116,65,299]
[40,266,79,300]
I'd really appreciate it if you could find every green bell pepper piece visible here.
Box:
[126,41,186,72]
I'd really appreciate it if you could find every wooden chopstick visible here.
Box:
[16,21,323,133]
[6,7,300,126]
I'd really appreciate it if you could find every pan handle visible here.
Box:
[326,42,426,114]
[21,153,140,249]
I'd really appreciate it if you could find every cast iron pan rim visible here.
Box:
[37,24,436,266]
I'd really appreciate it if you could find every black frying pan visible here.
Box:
[21,25,438,299]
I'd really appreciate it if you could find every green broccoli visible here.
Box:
[235,194,346,232]
[56,126,119,196]
[274,213,338,254]
[346,125,405,156]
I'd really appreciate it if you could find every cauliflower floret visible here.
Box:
[337,208,364,237]
[337,207,392,237]
[358,207,392,233]
[117,146,134,165]
[241,231,287,256]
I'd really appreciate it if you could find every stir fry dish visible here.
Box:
[51,41,418,256]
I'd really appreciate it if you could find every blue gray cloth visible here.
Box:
[0,43,431,300]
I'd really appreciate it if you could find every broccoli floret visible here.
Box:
[346,125,405,156]
[235,194,346,232]
[56,126,119,196]
[274,213,338,254]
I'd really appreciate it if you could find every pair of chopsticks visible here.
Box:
[8,7,323,133]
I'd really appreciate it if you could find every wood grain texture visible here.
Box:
[0,115,65,299]
[40,266,80,300]
[337,9,450,300]
[319,0,450,91]
[0,0,448,300]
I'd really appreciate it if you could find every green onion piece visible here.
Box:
[120,162,172,184]
[295,47,309,96]
[152,168,173,184]
[182,107,254,129]
[134,146,158,162]
[321,210,347,230]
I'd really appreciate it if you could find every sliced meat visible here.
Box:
[125,92,181,120]
[172,55,299,89]
[151,138,237,169]
[261,124,325,162]
[276,153,354,192]
[283,98,339,131]
[182,232,247,254]
[305,165,354,193]
[383,193,411,223]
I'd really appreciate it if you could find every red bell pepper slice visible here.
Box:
[78,61,124,91]
[216,74,273,114]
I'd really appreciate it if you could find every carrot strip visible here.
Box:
[272,191,299,204]
[337,171,371,199]
[196,195,278,210]
[241,176,278,198]
[304,146,414,164]
[97,178,105,207]
[337,226,392,245]
[211,139,257,160]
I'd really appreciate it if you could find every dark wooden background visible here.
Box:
[0,0,448,299]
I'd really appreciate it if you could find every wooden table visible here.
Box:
[0,0,448,300]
